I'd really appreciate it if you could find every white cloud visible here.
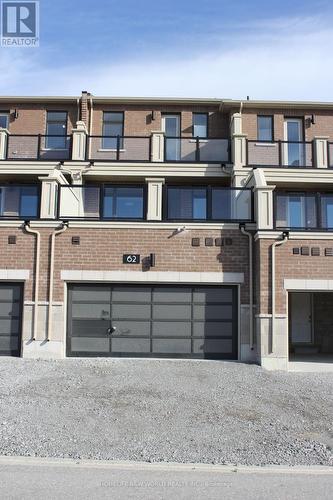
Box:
[0,15,332,100]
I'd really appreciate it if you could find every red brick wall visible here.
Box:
[256,238,333,314]
[0,227,250,303]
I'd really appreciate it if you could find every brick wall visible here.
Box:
[256,238,333,314]
[3,103,78,135]
[0,227,250,303]
[242,108,333,141]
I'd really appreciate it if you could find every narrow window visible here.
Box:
[0,113,9,129]
[193,113,208,137]
[257,116,273,141]
[46,111,67,149]
[102,112,124,149]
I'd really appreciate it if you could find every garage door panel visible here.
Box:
[152,321,191,337]
[112,338,150,353]
[71,286,111,302]
[112,304,151,320]
[152,338,192,354]
[193,338,233,354]
[153,288,192,303]
[112,287,151,303]
[153,304,191,320]
[0,336,20,351]
[71,319,109,337]
[193,288,233,303]
[71,337,110,352]
[71,303,110,319]
[193,304,233,321]
[112,321,151,336]
[193,321,233,337]
[0,302,21,317]
[0,319,20,335]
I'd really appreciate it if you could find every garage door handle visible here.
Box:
[107,326,117,335]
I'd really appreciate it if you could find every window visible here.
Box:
[167,187,207,220]
[0,113,9,129]
[103,186,144,219]
[102,112,124,149]
[193,113,208,137]
[0,186,39,218]
[320,195,333,229]
[257,116,273,141]
[46,112,67,149]
[275,193,317,229]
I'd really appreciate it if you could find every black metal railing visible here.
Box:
[247,140,314,168]
[5,135,72,161]
[164,137,230,163]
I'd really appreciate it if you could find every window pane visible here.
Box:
[321,195,333,229]
[47,112,67,121]
[102,113,124,148]
[193,114,208,137]
[0,114,9,129]
[258,116,273,141]
[167,188,206,219]
[103,187,144,219]
[212,189,231,219]
[275,194,317,228]
[20,187,39,217]
[104,112,123,123]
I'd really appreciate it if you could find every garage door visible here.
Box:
[0,283,23,356]
[67,284,238,359]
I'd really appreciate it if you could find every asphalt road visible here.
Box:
[0,457,332,500]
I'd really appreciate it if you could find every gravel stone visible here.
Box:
[0,358,332,466]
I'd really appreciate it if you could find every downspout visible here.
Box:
[271,232,289,353]
[240,224,254,350]
[47,222,69,342]
[24,222,40,341]
[76,98,80,122]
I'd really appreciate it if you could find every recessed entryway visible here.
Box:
[67,284,238,359]
[289,292,333,365]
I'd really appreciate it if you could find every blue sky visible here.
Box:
[0,0,333,99]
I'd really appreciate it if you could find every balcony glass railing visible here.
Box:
[275,192,333,230]
[87,136,151,162]
[0,185,40,219]
[5,135,72,161]
[247,140,313,167]
[164,137,230,163]
[165,186,253,222]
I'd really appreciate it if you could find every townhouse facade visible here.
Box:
[0,92,333,370]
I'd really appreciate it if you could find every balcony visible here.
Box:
[0,185,40,219]
[58,184,253,222]
[247,140,314,168]
[4,135,72,161]
[0,129,230,164]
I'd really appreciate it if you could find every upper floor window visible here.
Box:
[275,192,317,229]
[193,113,208,137]
[0,185,39,219]
[46,111,67,149]
[0,113,9,129]
[167,187,207,220]
[102,112,124,149]
[257,115,273,141]
[103,185,144,219]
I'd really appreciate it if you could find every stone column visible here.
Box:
[314,136,329,168]
[254,185,275,230]
[0,128,8,160]
[146,178,165,220]
[72,121,87,161]
[151,131,165,162]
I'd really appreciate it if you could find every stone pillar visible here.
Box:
[254,185,275,230]
[38,176,61,219]
[72,121,87,161]
[0,128,8,160]
[230,113,247,168]
[314,136,329,168]
[146,177,165,220]
[151,131,165,162]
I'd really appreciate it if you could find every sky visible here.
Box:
[0,0,333,100]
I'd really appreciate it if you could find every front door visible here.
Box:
[162,114,180,161]
[284,118,304,166]
[290,292,313,343]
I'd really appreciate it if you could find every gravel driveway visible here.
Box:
[0,358,332,466]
